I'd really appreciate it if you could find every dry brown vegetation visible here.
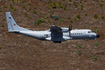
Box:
[0,0,105,70]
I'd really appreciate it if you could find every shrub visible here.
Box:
[78,50,82,54]
[104,64,105,67]
[102,16,104,19]
[40,13,42,15]
[85,39,88,41]
[2,24,4,27]
[70,20,73,23]
[33,10,36,14]
[0,46,1,49]
[93,29,99,33]
[12,0,14,3]
[88,55,90,57]
[75,4,78,7]
[51,15,60,20]
[29,7,31,10]
[68,17,70,19]
[81,5,83,7]
[94,14,98,19]
[21,11,23,13]
[10,5,14,9]
[23,5,25,8]
[59,4,63,8]
[51,2,57,8]
[59,2,61,5]
[48,6,51,9]
[80,1,82,3]
[37,19,45,25]
[84,26,88,28]
[4,5,7,8]
[64,7,66,10]
[100,3,103,7]
[33,21,37,24]
[97,0,98,2]
[54,16,59,20]
[77,14,80,19]
[14,8,16,11]
[29,2,31,5]
[93,57,97,61]
[25,13,27,15]
[29,16,32,18]
[24,0,26,2]
[41,15,43,17]
[17,0,19,2]
[94,42,99,46]
[81,7,83,10]
[48,20,51,23]
[85,14,87,16]
[73,2,76,5]
[22,1,25,3]
[74,18,76,20]
[45,17,48,19]
[69,3,71,6]
[3,19,5,21]
[42,2,44,4]
[0,10,2,12]
[51,11,54,14]
[77,45,81,49]
[69,0,72,2]
[69,9,70,11]
[59,19,64,22]
[34,6,36,9]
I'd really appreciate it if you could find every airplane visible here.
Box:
[6,12,100,43]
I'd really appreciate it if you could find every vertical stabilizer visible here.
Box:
[6,12,31,32]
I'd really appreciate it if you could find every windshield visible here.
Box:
[88,31,93,33]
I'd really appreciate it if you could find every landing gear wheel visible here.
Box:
[53,41,61,43]
[58,41,61,43]
[53,41,58,43]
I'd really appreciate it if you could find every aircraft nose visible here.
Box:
[96,34,100,38]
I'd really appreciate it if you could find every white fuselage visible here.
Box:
[19,29,97,41]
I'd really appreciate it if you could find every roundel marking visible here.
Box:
[14,24,16,26]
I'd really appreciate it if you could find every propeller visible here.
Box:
[69,24,72,37]
[69,24,72,31]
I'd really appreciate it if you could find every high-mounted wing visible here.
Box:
[50,25,62,32]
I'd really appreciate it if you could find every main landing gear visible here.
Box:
[53,41,61,43]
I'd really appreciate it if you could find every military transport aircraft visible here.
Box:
[6,12,100,43]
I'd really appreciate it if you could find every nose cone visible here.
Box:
[96,34,100,38]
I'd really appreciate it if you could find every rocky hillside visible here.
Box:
[0,0,105,70]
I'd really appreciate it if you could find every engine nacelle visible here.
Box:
[61,27,69,32]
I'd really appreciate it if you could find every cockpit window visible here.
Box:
[88,31,93,33]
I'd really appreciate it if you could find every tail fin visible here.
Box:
[6,12,30,32]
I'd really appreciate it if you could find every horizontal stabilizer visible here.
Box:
[8,30,19,32]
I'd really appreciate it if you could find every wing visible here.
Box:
[50,25,62,32]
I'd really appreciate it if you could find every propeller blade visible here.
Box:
[69,24,70,31]
[71,25,72,30]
